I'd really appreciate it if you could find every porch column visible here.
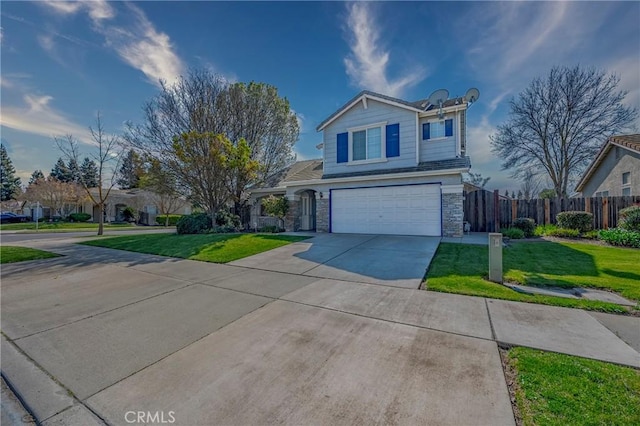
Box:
[441,184,464,237]
[315,191,329,232]
[284,195,300,232]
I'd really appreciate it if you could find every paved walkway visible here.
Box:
[1,237,638,425]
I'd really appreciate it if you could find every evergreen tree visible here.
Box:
[1,144,22,201]
[50,157,72,182]
[29,170,45,185]
[504,189,509,197]
[80,157,99,188]
[517,190,523,199]
[116,149,144,189]
[68,158,81,183]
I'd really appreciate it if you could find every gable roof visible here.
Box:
[256,159,324,189]
[316,90,466,132]
[575,134,640,192]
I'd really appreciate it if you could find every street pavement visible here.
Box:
[1,233,638,425]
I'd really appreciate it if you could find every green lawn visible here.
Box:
[425,241,640,313]
[0,246,60,264]
[507,347,640,426]
[0,222,134,231]
[81,233,309,263]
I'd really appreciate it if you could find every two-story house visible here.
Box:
[248,90,472,237]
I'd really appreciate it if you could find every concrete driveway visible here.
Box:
[229,234,440,289]
[1,236,638,425]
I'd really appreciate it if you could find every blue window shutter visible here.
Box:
[445,119,453,137]
[337,132,348,163]
[423,123,430,140]
[386,123,400,157]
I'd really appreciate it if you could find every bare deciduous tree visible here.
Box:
[140,158,185,226]
[491,65,637,197]
[520,169,542,200]
[465,172,491,188]
[55,113,124,235]
[125,70,299,216]
[21,177,83,218]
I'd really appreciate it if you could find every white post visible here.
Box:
[488,233,503,283]
[35,201,40,231]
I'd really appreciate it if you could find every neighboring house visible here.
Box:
[249,90,473,237]
[575,134,640,197]
[25,188,191,225]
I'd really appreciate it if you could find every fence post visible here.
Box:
[585,197,591,213]
[511,199,517,222]
[494,190,500,232]
[544,199,550,225]
[602,198,609,229]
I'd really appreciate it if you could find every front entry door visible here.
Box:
[300,193,315,231]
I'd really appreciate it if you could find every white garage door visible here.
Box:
[331,184,441,236]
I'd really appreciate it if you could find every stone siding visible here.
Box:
[442,193,463,237]
[284,199,300,232]
[316,198,329,232]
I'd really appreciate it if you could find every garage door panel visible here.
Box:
[331,184,441,236]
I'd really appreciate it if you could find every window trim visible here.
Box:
[347,121,387,164]
[423,118,453,141]
[622,171,631,195]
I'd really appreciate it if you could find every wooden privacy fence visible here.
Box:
[464,190,640,232]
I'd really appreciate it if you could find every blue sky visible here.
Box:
[1,1,639,191]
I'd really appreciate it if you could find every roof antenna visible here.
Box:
[428,89,449,119]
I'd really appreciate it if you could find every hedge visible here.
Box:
[556,211,593,233]
[155,214,182,226]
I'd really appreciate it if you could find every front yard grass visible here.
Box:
[425,241,639,313]
[0,222,134,231]
[81,233,309,263]
[0,246,60,264]
[506,347,640,426]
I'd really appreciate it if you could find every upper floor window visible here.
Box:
[337,123,400,163]
[595,190,609,197]
[423,119,453,140]
[352,126,382,161]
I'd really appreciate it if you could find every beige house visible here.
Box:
[575,134,640,197]
[24,188,191,225]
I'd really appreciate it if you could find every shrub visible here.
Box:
[556,211,593,232]
[546,227,580,238]
[261,195,289,220]
[259,225,283,233]
[155,214,182,226]
[501,227,525,239]
[215,209,241,231]
[123,207,137,221]
[534,224,557,237]
[598,228,640,248]
[512,217,535,237]
[176,213,212,234]
[581,230,599,240]
[618,206,640,232]
[68,212,91,222]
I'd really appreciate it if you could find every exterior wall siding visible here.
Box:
[419,111,459,162]
[442,193,464,237]
[581,148,640,196]
[316,198,329,232]
[323,99,417,175]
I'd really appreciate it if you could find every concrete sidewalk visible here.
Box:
[2,237,639,425]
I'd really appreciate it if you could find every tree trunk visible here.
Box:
[98,203,104,236]
[165,214,169,227]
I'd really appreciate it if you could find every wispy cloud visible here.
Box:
[343,3,425,98]
[42,0,114,24]
[39,1,184,87]
[0,94,94,144]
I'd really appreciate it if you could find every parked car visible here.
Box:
[0,212,31,223]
